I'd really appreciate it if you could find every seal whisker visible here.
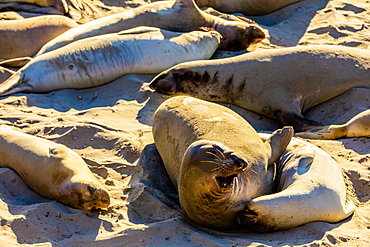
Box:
[205,151,222,161]
[214,148,226,160]
[201,160,221,166]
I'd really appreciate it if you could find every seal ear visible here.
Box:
[266,126,294,166]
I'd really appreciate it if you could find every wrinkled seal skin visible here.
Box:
[0,127,110,210]
[238,134,355,232]
[150,45,370,132]
[37,0,265,55]
[0,15,78,59]
[152,96,293,230]
[296,109,370,139]
[195,0,302,15]
[0,27,221,96]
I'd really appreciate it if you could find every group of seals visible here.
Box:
[153,96,293,230]
[150,45,370,132]
[153,96,354,231]
[0,15,78,59]
[0,127,110,210]
[0,27,221,95]
[37,0,265,54]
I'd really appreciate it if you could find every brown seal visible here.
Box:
[152,96,293,230]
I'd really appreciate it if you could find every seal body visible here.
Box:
[150,45,370,132]
[0,66,14,83]
[153,96,293,230]
[0,15,78,59]
[296,109,370,139]
[238,134,355,231]
[0,127,110,210]
[195,0,302,15]
[37,0,264,55]
[0,27,221,95]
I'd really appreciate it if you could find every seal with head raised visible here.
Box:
[238,133,355,231]
[0,127,110,210]
[150,45,370,132]
[152,96,293,230]
[37,0,265,55]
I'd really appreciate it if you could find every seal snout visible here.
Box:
[149,70,177,94]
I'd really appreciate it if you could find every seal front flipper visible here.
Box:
[0,72,32,96]
[265,126,293,165]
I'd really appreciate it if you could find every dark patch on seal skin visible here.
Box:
[202,71,210,83]
[276,111,322,132]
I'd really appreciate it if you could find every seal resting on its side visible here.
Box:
[37,0,265,55]
[0,127,110,210]
[0,15,78,59]
[0,27,221,95]
[195,0,302,16]
[238,134,355,231]
[152,96,293,230]
[296,109,370,139]
[150,45,370,132]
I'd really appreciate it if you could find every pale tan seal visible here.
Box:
[150,45,370,132]
[238,133,355,232]
[0,127,110,210]
[37,0,265,55]
[296,109,370,139]
[0,15,78,59]
[153,96,293,230]
[195,0,302,15]
[0,27,221,96]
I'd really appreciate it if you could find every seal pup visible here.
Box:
[238,134,355,231]
[195,0,302,15]
[0,27,221,96]
[0,127,110,210]
[296,109,370,139]
[0,15,78,59]
[37,0,265,55]
[153,96,293,230]
[150,45,370,132]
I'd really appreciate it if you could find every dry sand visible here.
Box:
[0,0,369,246]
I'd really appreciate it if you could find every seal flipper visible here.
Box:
[0,72,32,96]
[278,111,321,132]
[266,126,293,166]
[296,125,347,139]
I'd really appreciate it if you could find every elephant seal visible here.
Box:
[150,45,370,132]
[238,134,355,232]
[152,96,293,230]
[37,0,265,55]
[195,0,302,15]
[0,127,110,210]
[0,27,221,96]
[0,15,78,59]
[296,109,370,139]
[0,66,14,83]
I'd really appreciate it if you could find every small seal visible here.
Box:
[238,134,355,231]
[152,96,293,230]
[37,0,265,55]
[296,109,370,139]
[0,15,78,59]
[0,127,110,210]
[150,45,370,132]
[0,27,221,95]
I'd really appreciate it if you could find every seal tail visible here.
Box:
[0,72,31,96]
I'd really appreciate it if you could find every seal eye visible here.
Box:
[216,174,237,189]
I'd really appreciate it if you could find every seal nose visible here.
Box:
[229,153,249,172]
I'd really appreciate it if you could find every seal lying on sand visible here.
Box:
[195,0,302,15]
[0,66,14,83]
[152,96,293,230]
[37,0,265,55]
[0,15,78,59]
[238,133,355,231]
[150,45,370,132]
[0,127,110,210]
[296,109,370,139]
[0,27,221,96]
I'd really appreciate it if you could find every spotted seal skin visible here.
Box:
[0,127,110,210]
[150,45,370,132]
[37,0,265,55]
[195,0,302,15]
[152,96,293,230]
[238,133,355,232]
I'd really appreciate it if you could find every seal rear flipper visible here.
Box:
[296,125,347,139]
[278,112,322,132]
[266,126,293,166]
[0,72,32,96]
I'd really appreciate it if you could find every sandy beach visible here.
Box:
[0,0,369,246]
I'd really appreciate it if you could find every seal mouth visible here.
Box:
[216,173,237,189]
